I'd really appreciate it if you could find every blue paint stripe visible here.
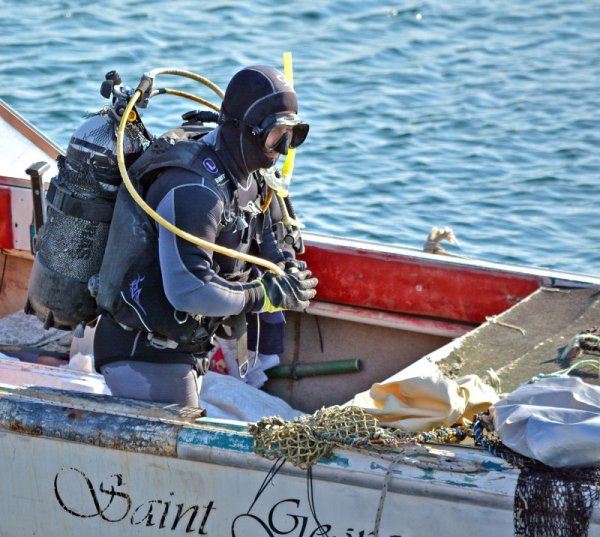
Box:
[178,426,255,453]
[178,426,352,469]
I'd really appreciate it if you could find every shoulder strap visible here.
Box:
[129,138,236,229]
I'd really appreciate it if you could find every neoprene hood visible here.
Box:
[217,65,299,177]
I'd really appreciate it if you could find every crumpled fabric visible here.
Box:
[201,371,303,422]
[492,376,600,468]
[350,368,499,432]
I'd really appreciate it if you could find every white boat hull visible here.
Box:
[2,377,599,537]
[0,419,513,537]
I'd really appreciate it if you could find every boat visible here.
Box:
[1,95,599,536]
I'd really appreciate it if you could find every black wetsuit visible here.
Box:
[94,133,286,404]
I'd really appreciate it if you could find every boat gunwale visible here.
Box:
[305,232,600,286]
[0,98,63,162]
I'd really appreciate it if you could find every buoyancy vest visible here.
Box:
[96,138,237,350]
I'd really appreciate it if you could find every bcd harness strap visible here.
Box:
[118,316,214,354]
[217,313,250,378]
[46,181,115,223]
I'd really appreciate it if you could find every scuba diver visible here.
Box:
[93,65,317,406]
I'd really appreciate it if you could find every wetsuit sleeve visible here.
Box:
[151,171,264,316]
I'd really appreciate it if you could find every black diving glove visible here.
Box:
[258,269,318,313]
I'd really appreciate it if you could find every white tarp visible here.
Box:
[492,376,600,468]
[201,371,304,422]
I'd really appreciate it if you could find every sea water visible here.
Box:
[1,0,598,274]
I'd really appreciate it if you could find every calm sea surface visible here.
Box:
[1,0,599,274]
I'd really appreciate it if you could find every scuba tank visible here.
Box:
[25,71,152,330]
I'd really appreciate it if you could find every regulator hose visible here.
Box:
[150,88,221,111]
[115,69,284,276]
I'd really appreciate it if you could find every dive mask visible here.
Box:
[252,113,309,154]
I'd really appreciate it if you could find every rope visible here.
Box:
[560,330,600,363]
[485,315,526,335]
[472,414,537,470]
[532,327,600,383]
[247,457,286,514]
[531,359,600,383]
[231,458,286,537]
[373,455,403,537]
[306,467,329,537]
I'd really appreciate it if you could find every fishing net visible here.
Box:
[249,405,467,469]
[474,415,600,537]
[514,470,600,537]
[250,406,399,469]
[250,406,469,537]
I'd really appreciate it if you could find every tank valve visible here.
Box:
[100,70,122,99]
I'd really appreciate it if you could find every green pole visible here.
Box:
[266,359,362,380]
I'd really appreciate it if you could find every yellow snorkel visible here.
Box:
[280,51,296,196]
[268,52,303,230]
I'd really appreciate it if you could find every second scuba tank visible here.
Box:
[26,71,152,330]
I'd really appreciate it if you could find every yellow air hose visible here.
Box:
[115,68,284,276]
[153,88,221,111]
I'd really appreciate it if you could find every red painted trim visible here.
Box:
[0,188,13,249]
[300,240,541,324]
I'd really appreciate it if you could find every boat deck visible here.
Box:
[437,286,600,392]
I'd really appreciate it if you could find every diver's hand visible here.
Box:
[259,270,318,312]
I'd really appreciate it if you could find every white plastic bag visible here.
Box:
[492,376,600,468]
